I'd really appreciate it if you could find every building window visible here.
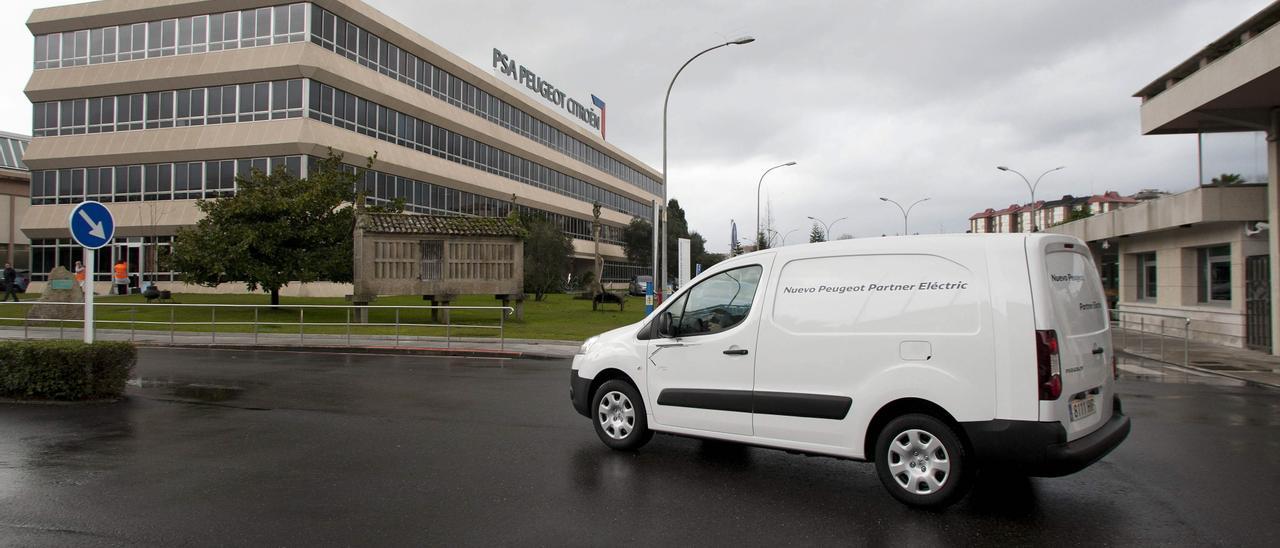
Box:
[1137,252,1157,301]
[34,4,308,68]
[1197,245,1231,304]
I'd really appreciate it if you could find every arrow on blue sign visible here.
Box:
[68,201,116,249]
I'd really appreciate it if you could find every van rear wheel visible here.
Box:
[874,414,972,508]
[592,380,653,451]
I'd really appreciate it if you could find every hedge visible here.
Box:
[0,340,136,401]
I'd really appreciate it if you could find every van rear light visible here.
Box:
[1036,329,1062,400]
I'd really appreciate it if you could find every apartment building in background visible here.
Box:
[968,191,1139,234]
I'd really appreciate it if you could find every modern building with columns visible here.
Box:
[1051,0,1279,353]
[23,0,661,295]
[0,132,32,271]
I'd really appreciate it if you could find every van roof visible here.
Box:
[718,233,1078,268]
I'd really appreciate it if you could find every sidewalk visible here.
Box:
[0,326,581,359]
[1113,327,1280,389]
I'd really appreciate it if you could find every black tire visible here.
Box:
[591,379,653,451]
[873,413,972,509]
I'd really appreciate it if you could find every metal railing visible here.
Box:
[0,301,514,350]
[1109,308,1191,367]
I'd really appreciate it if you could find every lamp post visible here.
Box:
[659,36,754,301]
[996,165,1064,232]
[757,161,797,248]
[780,229,800,246]
[807,215,847,241]
[879,196,930,235]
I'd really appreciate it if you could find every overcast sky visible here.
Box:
[4,0,1273,252]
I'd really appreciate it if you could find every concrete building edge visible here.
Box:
[1268,110,1278,354]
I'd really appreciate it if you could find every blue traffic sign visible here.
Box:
[68,201,115,249]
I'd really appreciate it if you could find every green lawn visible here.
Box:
[0,292,648,343]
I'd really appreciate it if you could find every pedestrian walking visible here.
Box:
[3,263,18,302]
[74,260,86,291]
[113,260,129,295]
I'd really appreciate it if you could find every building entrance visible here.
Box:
[1246,255,1271,352]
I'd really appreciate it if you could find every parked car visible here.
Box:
[628,275,653,296]
[570,233,1130,508]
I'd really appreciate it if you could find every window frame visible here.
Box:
[1197,245,1232,304]
[659,265,765,339]
[1137,252,1158,302]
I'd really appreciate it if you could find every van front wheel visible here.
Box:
[874,414,972,508]
[592,380,653,451]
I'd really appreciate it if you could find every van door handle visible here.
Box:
[1092,347,1104,355]
[723,348,749,356]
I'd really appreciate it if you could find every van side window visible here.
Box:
[672,266,763,337]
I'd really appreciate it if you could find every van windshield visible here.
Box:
[1044,250,1107,336]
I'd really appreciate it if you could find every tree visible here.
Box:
[665,199,690,267]
[519,213,573,301]
[169,151,387,306]
[755,231,771,251]
[621,218,653,266]
[689,231,724,271]
[620,201,721,277]
[809,223,826,243]
[1064,207,1093,224]
[1211,173,1244,185]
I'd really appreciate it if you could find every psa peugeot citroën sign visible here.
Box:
[492,48,605,138]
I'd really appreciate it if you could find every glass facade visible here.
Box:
[32,78,652,219]
[306,80,651,218]
[32,2,659,198]
[30,236,173,283]
[28,2,654,280]
[33,79,305,137]
[329,158,626,246]
[307,5,660,197]
[33,3,308,69]
[30,155,304,205]
[28,155,628,280]
[0,135,28,170]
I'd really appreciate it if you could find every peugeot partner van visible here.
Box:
[569,233,1130,508]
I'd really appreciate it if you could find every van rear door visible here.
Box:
[1032,238,1113,441]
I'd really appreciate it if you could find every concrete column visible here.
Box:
[1263,119,1278,349]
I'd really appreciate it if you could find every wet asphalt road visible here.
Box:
[2,348,1278,547]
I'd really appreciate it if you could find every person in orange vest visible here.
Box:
[74,260,86,291]
[113,260,129,295]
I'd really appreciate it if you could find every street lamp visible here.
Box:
[757,161,797,248]
[659,36,754,301]
[807,215,847,241]
[879,196,930,235]
[996,165,1065,232]
[780,228,800,246]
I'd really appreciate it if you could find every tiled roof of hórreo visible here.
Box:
[359,213,526,237]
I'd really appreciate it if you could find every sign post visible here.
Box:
[644,281,654,315]
[68,201,115,343]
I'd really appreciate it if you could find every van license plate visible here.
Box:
[1070,395,1097,422]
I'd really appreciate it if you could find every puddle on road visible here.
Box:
[1117,357,1247,388]
[128,378,247,403]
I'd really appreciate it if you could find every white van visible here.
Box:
[569,233,1130,508]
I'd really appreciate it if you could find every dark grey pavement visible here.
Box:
[2,348,1278,546]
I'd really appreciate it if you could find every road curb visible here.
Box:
[1117,349,1280,390]
[130,341,572,360]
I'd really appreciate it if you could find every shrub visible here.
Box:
[0,340,136,401]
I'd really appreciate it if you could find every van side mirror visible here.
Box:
[656,312,676,339]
